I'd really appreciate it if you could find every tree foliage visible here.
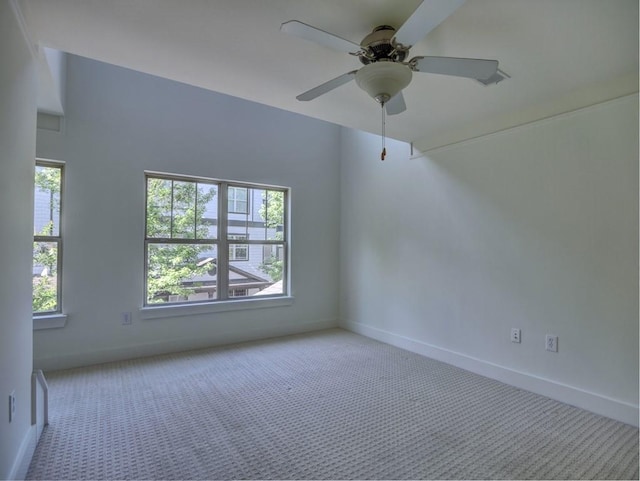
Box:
[33,271,58,312]
[33,236,58,312]
[35,167,61,212]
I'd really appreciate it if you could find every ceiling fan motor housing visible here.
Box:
[355,61,412,104]
[359,25,407,64]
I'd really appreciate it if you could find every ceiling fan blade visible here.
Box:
[385,92,407,115]
[394,0,466,47]
[476,68,511,86]
[280,20,361,54]
[296,70,358,101]
[412,56,498,80]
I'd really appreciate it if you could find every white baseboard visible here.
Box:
[343,320,639,427]
[34,319,338,371]
[8,425,36,481]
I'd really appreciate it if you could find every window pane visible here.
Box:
[196,183,217,240]
[32,241,58,313]
[147,178,218,240]
[227,187,285,241]
[227,223,249,238]
[171,181,197,238]
[147,243,218,304]
[146,178,172,238]
[34,165,61,236]
[264,190,285,241]
[228,242,284,298]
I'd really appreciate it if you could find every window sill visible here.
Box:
[139,296,294,320]
[33,314,68,330]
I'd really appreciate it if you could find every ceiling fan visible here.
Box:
[280,0,509,116]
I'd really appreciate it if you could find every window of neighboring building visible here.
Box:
[229,234,249,261]
[144,173,288,306]
[228,186,249,214]
[33,161,63,315]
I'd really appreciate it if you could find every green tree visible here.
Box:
[146,179,216,303]
[258,190,284,282]
[35,167,61,211]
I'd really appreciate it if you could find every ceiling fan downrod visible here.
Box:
[381,102,386,161]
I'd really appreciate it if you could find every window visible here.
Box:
[33,161,63,314]
[228,186,248,214]
[229,288,248,298]
[229,234,249,261]
[144,173,288,306]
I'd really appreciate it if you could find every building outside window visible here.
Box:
[144,173,288,305]
[33,160,63,314]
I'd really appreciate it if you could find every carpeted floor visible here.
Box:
[27,329,638,480]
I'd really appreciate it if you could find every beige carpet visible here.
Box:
[27,329,638,480]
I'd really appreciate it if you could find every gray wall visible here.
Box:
[34,55,341,370]
[0,2,38,478]
[340,95,639,425]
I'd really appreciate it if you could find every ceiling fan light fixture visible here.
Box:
[355,61,412,104]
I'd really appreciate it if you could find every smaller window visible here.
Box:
[229,288,248,298]
[229,234,249,261]
[33,161,63,315]
[228,186,249,214]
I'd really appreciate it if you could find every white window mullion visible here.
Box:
[283,189,290,296]
[218,182,229,300]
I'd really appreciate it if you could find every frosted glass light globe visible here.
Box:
[355,61,412,104]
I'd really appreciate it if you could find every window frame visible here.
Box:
[143,171,289,308]
[33,159,64,318]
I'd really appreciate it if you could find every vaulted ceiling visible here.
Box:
[19,0,639,151]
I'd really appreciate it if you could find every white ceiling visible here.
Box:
[19,0,639,148]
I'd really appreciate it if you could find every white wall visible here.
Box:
[340,95,639,425]
[34,55,341,370]
[0,1,38,478]
[37,48,66,115]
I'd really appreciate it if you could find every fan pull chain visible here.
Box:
[381,103,386,161]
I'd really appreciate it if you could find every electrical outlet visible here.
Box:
[121,312,132,325]
[545,335,558,352]
[9,390,15,423]
[511,328,521,343]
